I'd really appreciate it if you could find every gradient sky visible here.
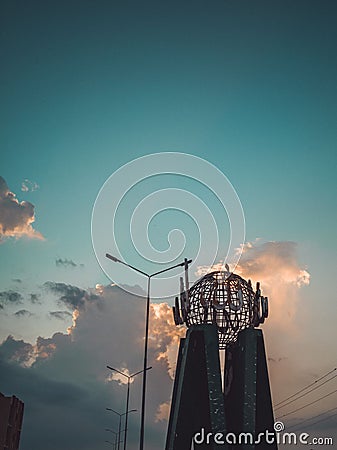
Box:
[1,1,337,449]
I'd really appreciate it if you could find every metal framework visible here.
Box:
[173,270,268,349]
[167,268,276,449]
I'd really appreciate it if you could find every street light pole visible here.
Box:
[140,276,151,450]
[105,440,116,450]
[107,366,152,450]
[107,409,122,450]
[105,254,192,450]
[105,429,118,450]
[106,408,137,450]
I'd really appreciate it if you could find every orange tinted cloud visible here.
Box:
[0,176,44,241]
[236,241,310,329]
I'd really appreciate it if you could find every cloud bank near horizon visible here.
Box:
[0,283,183,450]
[1,241,336,449]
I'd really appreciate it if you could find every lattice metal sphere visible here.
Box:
[173,270,267,350]
[172,269,268,349]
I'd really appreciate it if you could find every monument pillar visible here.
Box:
[166,269,277,449]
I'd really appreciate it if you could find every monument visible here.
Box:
[166,265,277,449]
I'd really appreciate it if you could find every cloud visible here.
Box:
[196,240,311,349]
[49,311,72,320]
[0,335,34,365]
[0,176,44,241]
[196,241,310,331]
[29,293,41,304]
[227,242,337,431]
[14,309,33,318]
[0,283,184,450]
[21,179,39,192]
[155,401,170,422]
[235,241,310,328]
[1,274,336,449]
[0,290,23,308]
[44,282,98,310]
[237,241,310,287]
[195,240,322,417]
[55,258,79,268]
[0,356,116,450]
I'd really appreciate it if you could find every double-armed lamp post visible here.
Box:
[107,366,152,450]
[105,253,192,450]
[106,408,137,450]
[105,429,118,450]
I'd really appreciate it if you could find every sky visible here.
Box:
[1,0,337,449]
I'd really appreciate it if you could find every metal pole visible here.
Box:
[118,414,122,450]
[105,254,192,450]
[105,430,118,450]
[139,276,151,450]
[123,378,130,450]
[107,366,150,450]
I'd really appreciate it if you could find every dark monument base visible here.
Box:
[166,325,277,450]
[224,327,277,449]
[165,324,227,450]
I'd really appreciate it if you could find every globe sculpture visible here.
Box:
[173,267,268,349]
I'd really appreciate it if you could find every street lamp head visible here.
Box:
[107,365,153,380]
[122,409,137,416]
[105,253,121,263]
[107,365,130,379]
[106,407,120,416]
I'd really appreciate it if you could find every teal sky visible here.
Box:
[2,1,337,294]
[2,0,337,264]
[1,1,337,449]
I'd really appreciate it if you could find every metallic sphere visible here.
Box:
[173,270,268,349]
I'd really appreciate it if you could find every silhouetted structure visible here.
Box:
[166,324,227,449]
[0,392,24,450]
[167,268,276,449]
[224,327,276,449]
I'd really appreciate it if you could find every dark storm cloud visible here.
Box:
[55,258,77,268]
[0,290,23,307]
[0,335,33,365]
[0,356,116,450]
[49,311,72,320]
[0,176,44,241]
[14,309,33,318]
[0,283,181,450]
[44,282,98,310]
[0,358,86,405]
